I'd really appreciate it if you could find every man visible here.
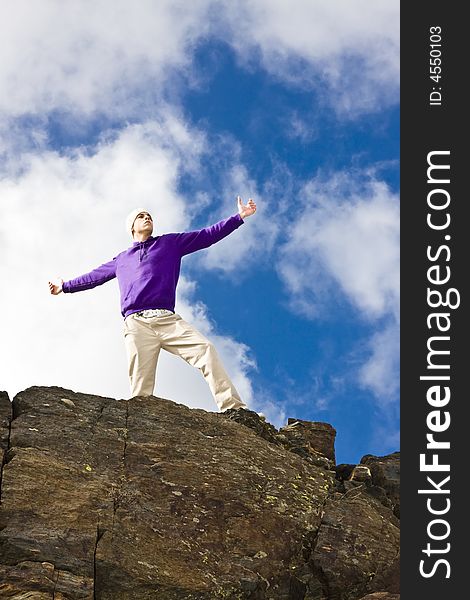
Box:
[48,196,257,412]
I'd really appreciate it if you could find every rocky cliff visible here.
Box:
[0,387,399,600]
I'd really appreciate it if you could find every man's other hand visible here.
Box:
[237,196,257,219]
[49,278,64,295]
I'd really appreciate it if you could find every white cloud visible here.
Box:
[0,116,257,412]
[0,1,398,124]
[285,112,318,144]
[220,0,399,115]
[278,173,399,320]
[359,322,399,404]
[0,0,211,117]
[277,171,400,403]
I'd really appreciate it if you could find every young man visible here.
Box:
[49,196,257,412]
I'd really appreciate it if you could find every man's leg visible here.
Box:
[159,313,246,411]
[124,314,161,397]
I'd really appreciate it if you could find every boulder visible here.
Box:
[0,386,400,599]
[360,453,400,518]
[280,419,336,464]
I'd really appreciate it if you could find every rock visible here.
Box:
[360,453,400,518]
[335,460,395,517]
[0,391,11,452]
[0,391,12,506]
[60,398,76,408]
[0,386,400,599]
[334,463,356,481]
[280,419,336,463]
[222,410,336,471]
[308,486,399,599]
[221,407,279,444]
[0,387,333,599]
[349,465,372,483]
[0,559,89,599]
[364,552,400,596]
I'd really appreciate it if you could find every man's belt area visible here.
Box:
[134,309,174,318]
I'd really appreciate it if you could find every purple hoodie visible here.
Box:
[63,214,244,318]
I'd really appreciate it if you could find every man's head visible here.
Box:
[126,208,153,240]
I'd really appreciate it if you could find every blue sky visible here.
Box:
[0,1,399,465]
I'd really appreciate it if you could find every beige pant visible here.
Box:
[123,312,246,411]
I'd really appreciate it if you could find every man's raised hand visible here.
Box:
[48,278,64,295]
[237,196,257,219]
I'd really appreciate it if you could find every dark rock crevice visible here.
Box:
[93,523,106,600]
[110,399,129,538]
[0,391,12,506]
[52,566,60,600]
[90,399,109,439]
[123,399,129,466]
[312,563,332,600]
[297,484,333,599]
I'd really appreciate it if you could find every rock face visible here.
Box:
[0,387,400,599]
[360,454,400,519]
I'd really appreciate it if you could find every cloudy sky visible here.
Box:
[0,0,399,464]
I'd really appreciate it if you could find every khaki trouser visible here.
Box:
[123,312,246,411]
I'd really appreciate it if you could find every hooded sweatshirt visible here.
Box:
[62,214,244,318]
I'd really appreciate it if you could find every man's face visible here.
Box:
[133,212,153,237]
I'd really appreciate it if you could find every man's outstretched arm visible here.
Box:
[177,196,257,256]
[48,258,117,295]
